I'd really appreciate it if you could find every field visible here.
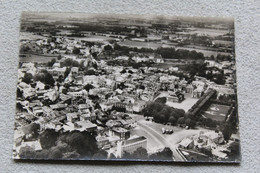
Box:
[118,40,231,57]
[185,27,230,37]
[20,32,46,41]
[69,35,116,42]
[19,54,58,63]
[202,103,231,122]
[118,40,162,49]
[175,46,231,57]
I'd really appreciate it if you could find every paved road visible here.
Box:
[137,122,186,161]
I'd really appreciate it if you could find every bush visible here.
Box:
[155,97,167,104]
[22,73,34,84]
[39,129,59,149]
[35,70,55,86]
[177,117,185,124]
[19,146,36,159]
[149,147,173,161]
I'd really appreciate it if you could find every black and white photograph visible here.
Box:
[13,12,240,162]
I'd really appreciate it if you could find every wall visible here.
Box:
[0,0,259,172]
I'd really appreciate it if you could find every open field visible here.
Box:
[202,103,231,122]
[19,54,59,63]
[69,35,117,42]
[185,27,230,37]
[118,40,162,49]
[20,32,46,41]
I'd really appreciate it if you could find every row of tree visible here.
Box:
[143,102,187,126]
[19,130,98,159]
[121,147,173,161]
[22,70,55,86]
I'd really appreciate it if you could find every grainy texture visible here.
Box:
[0,0,259,172]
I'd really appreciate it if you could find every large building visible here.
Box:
[116,135,147,158]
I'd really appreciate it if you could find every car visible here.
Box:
[169,129,173,134]
[162,128,166,134]
[162,128,174,134]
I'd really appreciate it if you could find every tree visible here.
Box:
[85,69,96,75]
[48,146,63,159]
[35,70,55,86]
[17,88,23,98]
[72,47,80,54]
[64,67,71,79]
[104,44,113,51]
[131,147,148,160]
[58,131,98,157]
[57,55,62,60]
[22,123,40,141]
[39,129,59,149]
[19,146,36,159]
[221,123,233,141]
[149,147,173,161]
[84,84,95,91]
[155,97,167,104]
[63,151,80,159]
[185,118,191,126]
[22,73,33,84]
[92,150,108,160]
[120,69,127,74]
[47,58,56,67]
[168,116,176,124]
[177,117,185,124]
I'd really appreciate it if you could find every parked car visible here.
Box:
[162,128,174,134]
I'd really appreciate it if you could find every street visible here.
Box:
[129,114,210,161]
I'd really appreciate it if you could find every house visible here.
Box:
[67,91,83,98]
[179,138,194,149]
[169,67,179,72]
[111,127,130,140]
[44,89,59,102]
[35,81,45,90]
[22,87,36,99]
[106,120,121,128]
[80,112,96,122]
[204,60,222,69]
[50,67,66,78]
[192,87,204,98]
[32,106,43,116]
[66,113,79,122]
[153,54,164,63]
[74,120,97,132]
[116,135,147,158]
[52,62,61,68]
[96,136,110,149]
[186,84,194,94]
[132,101,146,113]
[99,102,113,111]
[49,103,67,111]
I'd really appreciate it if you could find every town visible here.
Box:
[13,13,240,162]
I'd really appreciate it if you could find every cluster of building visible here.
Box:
[178,130,239,160]
[15,19,237,160]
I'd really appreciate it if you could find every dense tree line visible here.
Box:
[19,130,98,160]
[121,147,173,161]
[143,102,185,125]
[35,70,55,86]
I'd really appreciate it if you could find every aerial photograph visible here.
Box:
[13,12,240,162]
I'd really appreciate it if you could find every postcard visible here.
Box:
[13,12,240,162]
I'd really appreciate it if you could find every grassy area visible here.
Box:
[19,54,59,63]
[202,103,230,122]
